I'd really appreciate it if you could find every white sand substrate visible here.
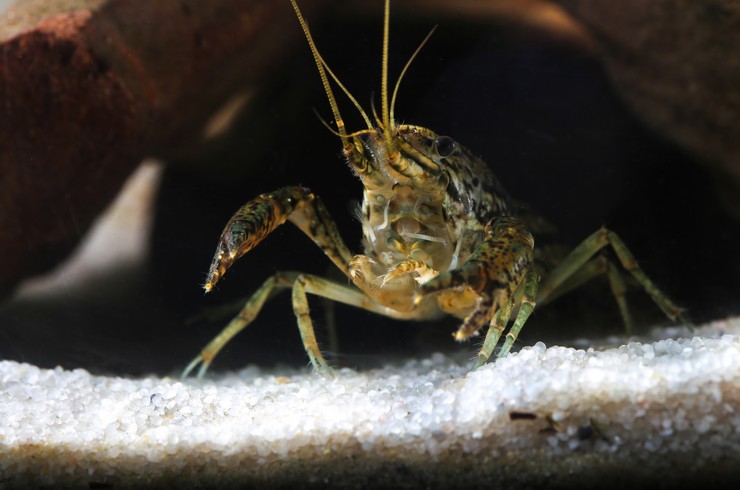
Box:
[1,318,739,488]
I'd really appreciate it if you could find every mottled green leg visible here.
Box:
[423,217,535,342]
[185,185,366,378]
[472,269,540,370]
[291,275,333,377]
[497,270,540,358]
[183,274,285,379]
[421,217,539,367]
[539,256,634,334]
[472,298,514,370]
[537,227,687,327]
[183,271,426,379]
[538,257,606,305]
[605,260,633,334]
[289,273,441,375]
[183,271,337,379]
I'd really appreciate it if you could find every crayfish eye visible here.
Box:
[434,135,457,158]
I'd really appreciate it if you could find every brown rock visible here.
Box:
[553,0,740,217]
[0,0,323,296]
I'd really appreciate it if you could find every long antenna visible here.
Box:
[381,0,395,152]
[319,57,373,130]
[290,0,347,141]
[390,26,437,127]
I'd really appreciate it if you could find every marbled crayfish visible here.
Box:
[182,0,686,378]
